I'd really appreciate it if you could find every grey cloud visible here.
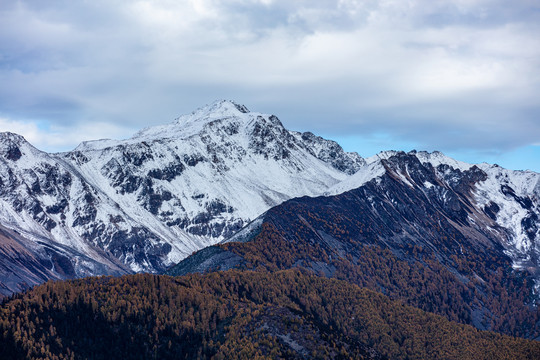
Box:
[418,1,540,28]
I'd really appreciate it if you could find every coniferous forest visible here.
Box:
[1,270,539,360]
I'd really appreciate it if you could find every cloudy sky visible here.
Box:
[1,0,539,171]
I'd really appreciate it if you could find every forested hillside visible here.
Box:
[2,270,538,360]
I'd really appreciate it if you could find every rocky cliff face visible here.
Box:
[0,101,363,293]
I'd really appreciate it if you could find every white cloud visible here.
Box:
[0,116,134,152]
[0,117,41,145]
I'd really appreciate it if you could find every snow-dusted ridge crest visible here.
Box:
[1,102,539,295]
[327,150,475,196]
[74,100,253,152]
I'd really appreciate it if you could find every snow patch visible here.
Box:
[326,161,385,195]
[413,150,473,171]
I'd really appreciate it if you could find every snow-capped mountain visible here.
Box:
[0,100,363,295]
[326,150,540,286]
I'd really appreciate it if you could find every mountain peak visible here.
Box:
[126,100,254,144]
[366,150,403,163]
[0,131,28,145]
[190,100,250,117]
[366,150,473,172]
[72,101,254,152]
[176,100,251,127]
[175,100,250,124]
[0,132,41,161]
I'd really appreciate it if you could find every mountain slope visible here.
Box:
[0,224,125,299]
[0,132,131,298]
[59,100,364,264]
[328,150,540,281]
[0,100,364,292]
[1,270,539,360]
[168,150,540,339]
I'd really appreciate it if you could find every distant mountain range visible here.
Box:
[1,101,539,341]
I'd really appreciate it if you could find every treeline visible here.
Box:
[1,270,539,360]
